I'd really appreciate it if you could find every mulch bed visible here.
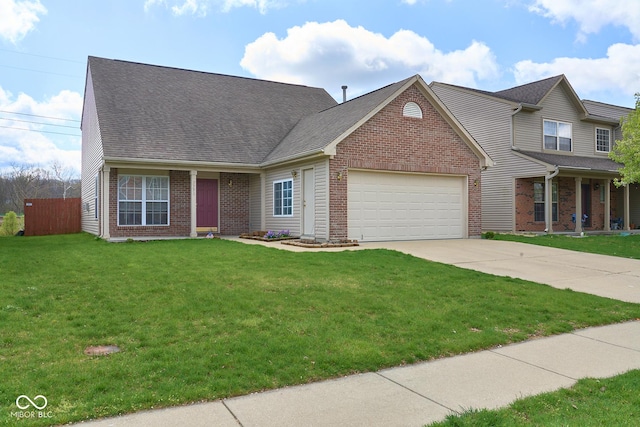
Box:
[239,232,298,242]
[281,239,359,248]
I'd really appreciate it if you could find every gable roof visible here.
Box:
[86,57,491,169]
[493,75,564,105]
[86,56,337,165]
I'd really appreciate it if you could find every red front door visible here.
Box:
[197,179,218,229]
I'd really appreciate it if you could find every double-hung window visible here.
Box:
[544,120,572,152]
[273,179,293,217]
[596,128,611,153]
[534,181,558,222]
[118,175,169,226]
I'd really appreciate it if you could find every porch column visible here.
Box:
[101,166,110,239]
[624,184,631,230]
[260,172,266,231]
[604,179,611,232]
[190,170,197,237]
[545,177,553,233]
[575,177,582,233]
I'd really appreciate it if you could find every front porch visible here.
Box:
[516,176,640,233]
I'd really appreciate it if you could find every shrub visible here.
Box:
[482,231,495,240]
[0,211,21,236]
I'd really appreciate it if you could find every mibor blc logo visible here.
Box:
[12,395,52,419]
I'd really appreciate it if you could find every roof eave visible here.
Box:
[103,156,261,172]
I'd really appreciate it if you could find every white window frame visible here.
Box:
[595,127,611,153]
[534,181,558,222]
[273,178,293,217]
[543,119,572,152]
[117,175,170,226]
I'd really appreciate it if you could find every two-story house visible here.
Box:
[431,75,637,234]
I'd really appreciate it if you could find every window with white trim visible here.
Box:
[118,175,169,226]
[534,181,557,222]
[596,127,611,153]
[543,120,572,152]
[273,179,293,217]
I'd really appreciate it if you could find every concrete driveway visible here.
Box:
[362,239,640,304]
[231,237,640,303]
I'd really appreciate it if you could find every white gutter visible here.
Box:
[510,105,523,149]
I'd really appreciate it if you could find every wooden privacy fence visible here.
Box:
[24,198,81,236]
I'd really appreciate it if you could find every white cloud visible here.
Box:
[240,20,499,98]
[0,87,82,175]
[144,0,287,15]
[529,0,640,42]
[514,43,640,100]
[0,0,47,44]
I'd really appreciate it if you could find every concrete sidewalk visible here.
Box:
[76,321,640,427]
[73,238,640,426]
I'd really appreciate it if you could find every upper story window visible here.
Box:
[273,179,293,217]
[543,120,572,152]
[118,175,169,226]
[596,127,611,153]
[402,102,423,118]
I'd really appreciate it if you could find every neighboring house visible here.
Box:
[431,75,637,234]
[81,57,492,242]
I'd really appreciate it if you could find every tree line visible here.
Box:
[0,163,80,215]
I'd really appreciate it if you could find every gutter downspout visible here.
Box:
[510,104,523,150]
[545,166,559,233]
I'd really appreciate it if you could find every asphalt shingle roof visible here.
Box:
[88,56,338,164]
[264,78,412,164]
[518,150,621,173]
[493,75,563,105]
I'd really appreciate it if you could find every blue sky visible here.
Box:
[0,0,639,175]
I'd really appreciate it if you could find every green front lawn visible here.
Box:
[431,369,640,426]
[1,234,639,426]
[494,233,640,259]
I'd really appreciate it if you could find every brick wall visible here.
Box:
[516,177,617,232]
[329,85,482,239]
[109,169,191,238]
[219,172,250,235]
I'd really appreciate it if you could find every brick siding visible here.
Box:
[219,172,250,235]
[109,169,191,238]
[516,177,619,232]
[328,85,483,240]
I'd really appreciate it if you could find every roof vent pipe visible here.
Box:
[341,85,348,103]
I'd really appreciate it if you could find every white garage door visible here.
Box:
[348,170,466,241]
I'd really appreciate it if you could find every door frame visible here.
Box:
[302,168,315,237]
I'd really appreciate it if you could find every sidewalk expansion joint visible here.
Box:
[488,350,578,381]
[374,372,459,415]
[570,331,640,353]
[222,400,244,427]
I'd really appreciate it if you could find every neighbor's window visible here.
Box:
[118,175,169,226]
[273,179,293,217]
[544,120,572,152]
[534,181,558,222]
[596,128,611,153]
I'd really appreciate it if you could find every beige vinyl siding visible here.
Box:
[264,158,329,238]
[432,84,545,232]
[514,85,611,157]
[248,174,262,231]
[80,69,104,236]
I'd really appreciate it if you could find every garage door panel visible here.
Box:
[348,171,465,242]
